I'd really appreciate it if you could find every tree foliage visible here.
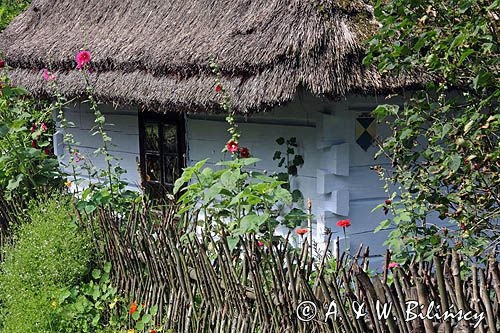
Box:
[0,0,30,31]
[366,0,499,259]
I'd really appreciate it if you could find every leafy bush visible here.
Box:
[366,0,499,259]
[0,65,61,201]
[0,195,92,332]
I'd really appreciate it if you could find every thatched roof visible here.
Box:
[0,0,415,113]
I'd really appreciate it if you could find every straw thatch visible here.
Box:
[1,0,416,113]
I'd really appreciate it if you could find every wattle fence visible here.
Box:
[86,205,500,333]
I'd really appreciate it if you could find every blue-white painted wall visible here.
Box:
[55,92,398,265]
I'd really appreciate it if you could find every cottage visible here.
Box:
[0,0,417,262]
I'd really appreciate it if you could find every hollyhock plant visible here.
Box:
[76,50,91,69]
[239,147,250,158]
[226,140,238,153]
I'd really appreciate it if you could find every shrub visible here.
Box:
[0,195,92,332]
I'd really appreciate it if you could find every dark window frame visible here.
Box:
[138,111,186,199]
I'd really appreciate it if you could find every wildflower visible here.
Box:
[388,262,399,269]
[76,50,91,69]
[239,147,250,158]
[226,140,238,153]
[64,181,72,187]
[385,199,392,205]
[31,140,37,148]
[296,228,309,236]
[336,219,351,228]
[150,329,157,333]
[0,60,4,68]
[215,84,222,92]
[42,68,57,81]
[257,241,264,247]
[31,124,37,133]
[40,122,48,132]
[44,148,51,155]
[129,302,138,314]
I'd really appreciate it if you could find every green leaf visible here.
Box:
[92,269,101,280]
[150,305,158,317]
[240,213,269,233]
[374,219,391,233]
[0,124,9,138]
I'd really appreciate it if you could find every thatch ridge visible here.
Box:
[1,0,415,113]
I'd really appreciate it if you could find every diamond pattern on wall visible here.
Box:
[355,115,376,151]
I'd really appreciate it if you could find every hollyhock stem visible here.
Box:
[343,227,348,254]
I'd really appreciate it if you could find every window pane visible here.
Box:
[145,123,159,152]
[163,124,177,153]
[164,155,179,184]
[145,154,161,182]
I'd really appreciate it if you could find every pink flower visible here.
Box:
[76,50,91,69]
[336,219,351,228]
[226,140,238,153]
[257,241,264,247]
[388,262,399,269]
[43,68,57,81]
[40,122,48,132]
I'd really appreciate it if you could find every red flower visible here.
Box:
[336,219,351,228]
[31,140,37,148]
[76,50,91,69]
[215,85,222,92]
[385,199,392,205]
[0,60,5,69]
[40,122,48,132]
[226,140,238,153]
[239,147,250,158]
[257,241,264,247]
[150,330,157,333]
[31,124,37,133]
[296,228,309,236]
[44,148,51,155]
[129,302,138,314]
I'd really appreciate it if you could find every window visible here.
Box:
[139,112,186,199]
